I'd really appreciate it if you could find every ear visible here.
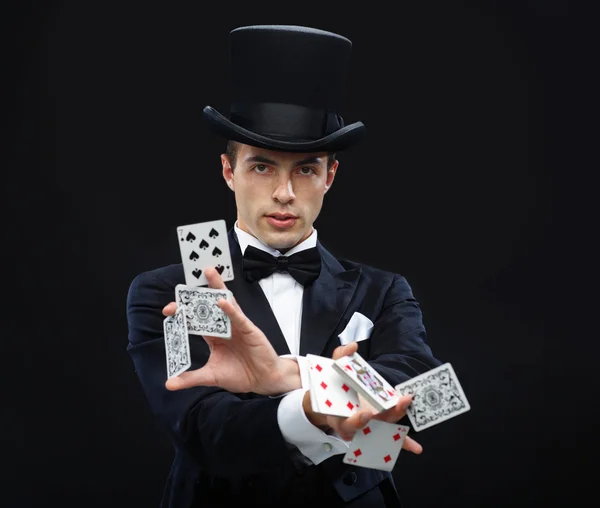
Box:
[324,160,339,194]
[221,153,234,191]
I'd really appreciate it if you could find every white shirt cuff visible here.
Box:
[277,387,350,465]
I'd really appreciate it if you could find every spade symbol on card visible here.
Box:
[199,239,209,250]
[212,247,222,257]
[215,265,225,275]
[209,228,219,238]
[192,268,203,279]
[189,251,199,261]
[185,232,196,242]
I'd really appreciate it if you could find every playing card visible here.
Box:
[394,363,470,432]
[177,219,234,286]
[175,284,233,339]
[306,354,361,417]
[343,420,409,471]
[332,352,400,412]
[163,305,191,378]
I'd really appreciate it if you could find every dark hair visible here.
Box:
[225,140,336,171]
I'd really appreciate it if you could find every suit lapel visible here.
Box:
[299,241,361,356]
[225,230,291,355]
[225,230,361,357]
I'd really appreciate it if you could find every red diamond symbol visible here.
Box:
[384,455,392,463]
[326,399,332,408]
[347,402,355,410]
[345,365,352,370]
[320,381,327,390]
[353,449,362,457]
[316,364,323,372]
[362,426,371,435]
[387,390,395,396]
[393,433,400,441]
[342,384,350,392]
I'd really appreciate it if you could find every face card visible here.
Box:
[394,363,470,432]
[343,420,409,471]
[306,354,361,418]
[163,305,191,378]
[177,219,234,287]
[175,284,233,339]
[332,352,400,412]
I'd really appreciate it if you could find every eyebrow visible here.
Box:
[244,155,324,167]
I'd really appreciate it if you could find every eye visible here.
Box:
[253,164,269,174]
[298,166,315,175]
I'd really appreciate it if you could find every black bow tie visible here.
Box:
[242,245,321,286]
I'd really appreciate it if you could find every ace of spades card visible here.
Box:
[177,219,234,286]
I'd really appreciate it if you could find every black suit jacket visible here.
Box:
[126,230,442,507]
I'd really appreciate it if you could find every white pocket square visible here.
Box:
[338,311,374,345]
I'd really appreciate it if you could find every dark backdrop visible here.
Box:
[5,1,597,507]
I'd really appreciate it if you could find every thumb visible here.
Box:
[162,301,177,316]
[165,367,215,391]
[332,340,358,360]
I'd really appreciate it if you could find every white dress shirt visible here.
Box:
[234,222,351,465]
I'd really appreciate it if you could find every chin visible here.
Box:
[263,231,300,251]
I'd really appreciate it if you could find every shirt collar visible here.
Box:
[234,220,318,257]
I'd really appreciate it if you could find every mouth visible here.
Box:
[265,213,298,229]
[268,213,297,220]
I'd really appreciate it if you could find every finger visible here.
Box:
[162,301,177,316]
[402,436,423,455]
[204,266,244,312]
[373,395,413,423]
[165,367,216,391]
[335,409,375,441]
[331,341,358,361]
[217,298,256,334]
[205,266,226,290]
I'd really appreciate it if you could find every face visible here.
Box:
[221,143,338,252]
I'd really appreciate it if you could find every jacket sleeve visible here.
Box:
[366,274,443,388]
[126,269,297,478]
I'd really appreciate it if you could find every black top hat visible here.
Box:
[203,25,365,153]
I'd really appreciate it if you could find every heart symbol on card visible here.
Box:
[192,268,203,279]
[215,265,225,275]
[209,228,219,238]
[185,232,196,242]
[199,239,209,250]
[212,246,222,257]
[189,251,199,261]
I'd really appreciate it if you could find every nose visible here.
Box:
[272,174,296,203]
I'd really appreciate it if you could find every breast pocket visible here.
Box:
[338,311,374,345]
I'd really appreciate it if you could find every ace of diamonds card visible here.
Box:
[177,219,234,286]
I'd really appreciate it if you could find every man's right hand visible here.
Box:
[162,267,302,396]
[302,341,423,455]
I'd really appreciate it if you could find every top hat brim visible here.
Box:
[203,106,365,153]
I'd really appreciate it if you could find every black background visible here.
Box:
[4,1,597,507]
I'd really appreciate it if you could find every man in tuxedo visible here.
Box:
[126,25,442,507]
